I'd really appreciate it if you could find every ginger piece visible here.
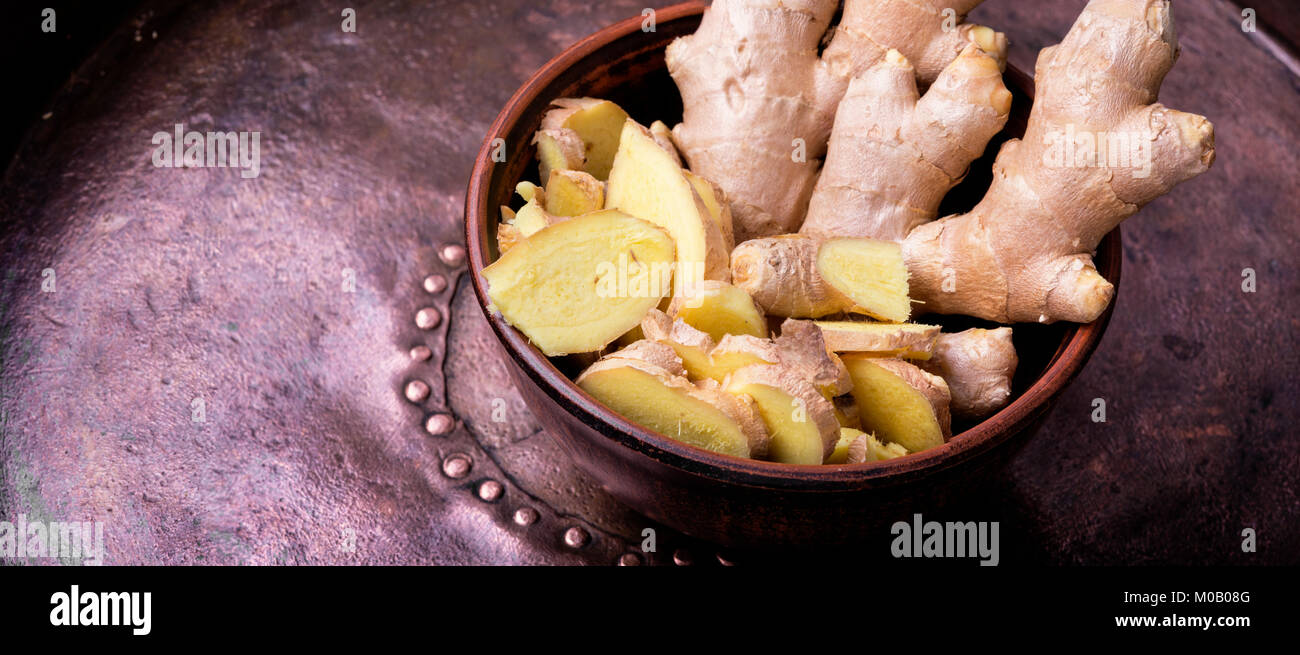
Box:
[497,182,569,254]
[801,46,1011,241]
[832,395,862,431]
[842,355,951,453]
[605,119,731,296]
[726,365,839,465]
[666,0,1006,240]
[544,169,604,217]
[683,171,735,252]
[650,120,683,167]
[641,310,780,383]
[538,98,630,181]
[731,236,910,321]
[848,431,909,463]
[709,335,782,376]
[826,427,866,465]
[666,280,766,342]
[920,327,1018,421]
[577,344,768,458]
[814,321,941,359]
[774,319,852,398]
[483,210,674,356]
[534,129,586,183]
[902,0,1216,323]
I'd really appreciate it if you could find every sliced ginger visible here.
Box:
[726,365,839,465]
[666,280,766,342]
[842,355,951,454]
[826,428,905,464]
[606,119,731,297]
[814,321,941,359]
[537,98,630,181]
[483,210,674,356]
[641,310,778,383]
[731,236,911,321]
[544,169,604,217]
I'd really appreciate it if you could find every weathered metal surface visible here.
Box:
[0,0,1295,565]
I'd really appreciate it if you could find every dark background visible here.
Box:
[0,0,1296,565]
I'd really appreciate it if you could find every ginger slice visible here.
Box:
[731,236,910,321]
[538,98,630,181]
[920,327,1018,421]
[605,119,731,296]
[682,171,735,252]
[842,355,951,453]
[544,169,604,217]
[577,354,762,459]
[814,321,941,359]
[483,210,674,356]
[666,280,766,342]
[725,365,839,465]
[774,319,852,398]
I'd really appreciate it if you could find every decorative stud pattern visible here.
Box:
[618,553,642,566]
[477,479,503,502]
[672,549,693,566]
[442,453,472,479]
[563,526,590,549]
[404,380,430,403]
[423,274,447,294]
[415,307,442,330]
[409,345,432,361]
[439,244,466,267]
[425,413,454,436]
[513,507,539,526]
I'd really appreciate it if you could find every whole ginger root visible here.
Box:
[666,0,1005,241]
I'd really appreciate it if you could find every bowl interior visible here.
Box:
[467,4,1119,487]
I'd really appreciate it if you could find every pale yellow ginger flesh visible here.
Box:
[544,169,604,217]
[667,280,767,342]
[683,171,735,252]
[605,119,731,296]
[641,310,782,384]
[731,236,911,321]
[827,428,908,464]
[577,356,758,458]
[483,210,674,356]
[801,46,1011,242]
[920,327,1018,421]
[901,0,1215,323]
[725,365,839,465]
[666,0,1006,241]
[842,355,951,453]
[650,120,683,167]
[814,321,941,359]
[533,129,586,183]
[539,98,630,181]
[826,427,865,465]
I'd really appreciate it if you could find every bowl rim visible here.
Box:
[465,1,1121,492]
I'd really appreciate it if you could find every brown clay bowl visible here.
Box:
[465,2,1120,548]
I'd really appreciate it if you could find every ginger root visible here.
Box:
[731,236,910,321]
[902,0,1216,323]
[725,364,839,465]
[577,341,769,458]
[483,210,675,356]
[801,45,1011,241]
[605,119,731,297]
[814,321,941,359]
[920,327,1018,421]
[842,355,951,453]
[544,169,604,217]
[666,0,1005,241]
[537,98,630,181]
[666,280,766,341]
